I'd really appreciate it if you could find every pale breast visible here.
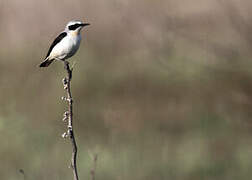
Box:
[65,35,81,59]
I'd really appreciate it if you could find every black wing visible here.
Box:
[45,32,67,58]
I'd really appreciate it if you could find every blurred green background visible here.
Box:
[1,0,252,179]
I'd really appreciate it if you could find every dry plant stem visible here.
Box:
[64,61,79,180]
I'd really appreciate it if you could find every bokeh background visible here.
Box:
[1,0,252,179]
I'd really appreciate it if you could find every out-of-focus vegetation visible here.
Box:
[1,0,252,179]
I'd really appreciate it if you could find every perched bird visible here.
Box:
[39,20,90,67]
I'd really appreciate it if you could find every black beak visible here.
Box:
[81,23,90,27]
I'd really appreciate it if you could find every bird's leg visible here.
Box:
[64,61,69,70]
[64,61,72,80]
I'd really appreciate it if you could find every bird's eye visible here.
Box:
[68,24,81,30]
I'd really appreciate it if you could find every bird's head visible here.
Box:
[65,20,90,35]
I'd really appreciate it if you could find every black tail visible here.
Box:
[39,59,54,67]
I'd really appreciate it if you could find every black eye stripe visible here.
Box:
[68,24,82,30]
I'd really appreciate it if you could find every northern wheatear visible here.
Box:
[39,20,90,67]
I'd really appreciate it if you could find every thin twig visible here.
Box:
[19,169,25,180]
[90,154,98,180]
[62,61,79,180]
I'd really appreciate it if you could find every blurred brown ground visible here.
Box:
[1,0,252,179]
